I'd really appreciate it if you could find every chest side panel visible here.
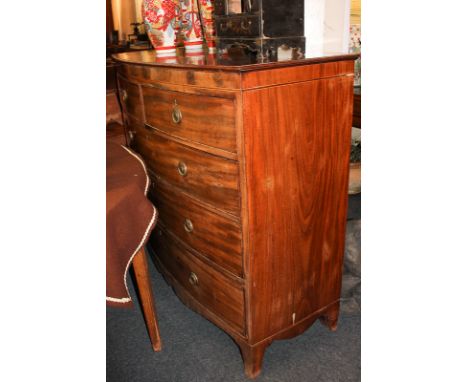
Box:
[243,73,354,343]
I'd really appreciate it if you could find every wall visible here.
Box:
[304,0,351,55]
[350,0,360,24]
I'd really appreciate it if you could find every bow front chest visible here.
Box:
[113,50,356,379]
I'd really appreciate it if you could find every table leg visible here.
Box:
[132,246,162,351]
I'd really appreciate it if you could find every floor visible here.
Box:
[107,256,361,382]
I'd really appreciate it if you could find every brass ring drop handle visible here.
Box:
[177,161,187,176]
[184,218,194,233]
[188,272,199,286]
[121,89,128,102]
[172,100,182,124]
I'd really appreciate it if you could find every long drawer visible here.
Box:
[152,227,245,334]
[142,86,237,153]
[133,131,240,215]
[148,176,243,277]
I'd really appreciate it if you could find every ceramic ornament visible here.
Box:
[198,0,216,52]
[142,0,181,57]
[180,0,203,51]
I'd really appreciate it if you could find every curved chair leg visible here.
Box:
[133,247,162,351]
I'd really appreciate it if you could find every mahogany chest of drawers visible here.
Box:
[113,50,357,378]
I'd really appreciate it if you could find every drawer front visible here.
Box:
[124,113,144,146]
[153,228,245,334]
[142,86,237,152]
[148,178,243,277]
[118,76,144,120]
[133,131,240,215]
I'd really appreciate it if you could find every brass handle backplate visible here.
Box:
[188,272,198,286]
[184,218,194,233]
[177,161,187,176]
[172,100,182,124]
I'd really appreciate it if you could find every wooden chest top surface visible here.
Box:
[112,49,359,72]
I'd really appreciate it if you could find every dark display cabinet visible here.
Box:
[213,0,305,60]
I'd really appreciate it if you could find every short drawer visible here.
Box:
[142,86,237,152]
[148,177,243,277]
[118,76,144,120]
[152,228,245,334]
[133,131,240,215]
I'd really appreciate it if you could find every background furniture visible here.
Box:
[106,60,123,130]
[112,49,357,378]
[353,87,361,128]
[213,0,305,59]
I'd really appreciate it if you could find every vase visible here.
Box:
[180,0,203,51]
[142,0,181,57]
[349,24,361,86]
[198,0,216,52]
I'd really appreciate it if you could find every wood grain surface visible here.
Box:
[241,61,355,89]
[242,76,354,343]
[113,50,359,73]
[142,85,237,152]
[119,63,241,90]
[117,75,144,120]
[148,178,243,277]
[132,247,162,352]
[132,130,241,215]
[152,227,246,334]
